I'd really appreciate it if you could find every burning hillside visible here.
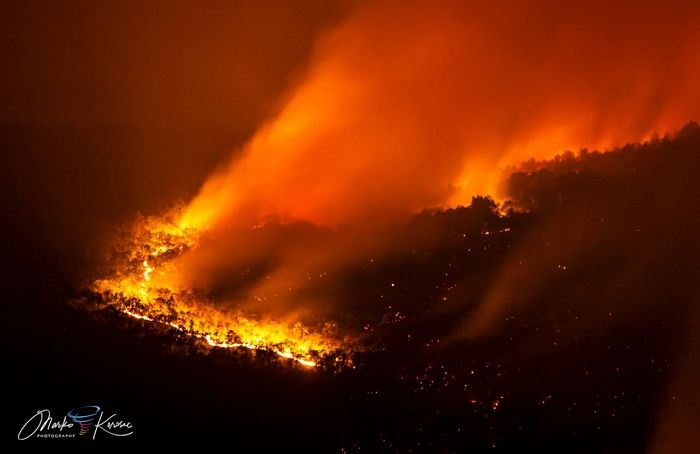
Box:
[71,123,700,449]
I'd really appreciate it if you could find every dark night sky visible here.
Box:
[1,0,349,128]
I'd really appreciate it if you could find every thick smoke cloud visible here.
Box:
[164,0,700,326]
[179,0,700,233]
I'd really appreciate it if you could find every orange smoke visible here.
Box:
[177,0,700,233]
[145,0,700,328]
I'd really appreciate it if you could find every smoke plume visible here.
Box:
[156,0,700,324]
[179,0,700,233]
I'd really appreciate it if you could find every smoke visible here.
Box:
[146,0,700,327]
[463,123,700,333]
[449,123,700,450]
[178,0,700,233]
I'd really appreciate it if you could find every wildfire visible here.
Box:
[91,208,351,368]
[83,0,700,372]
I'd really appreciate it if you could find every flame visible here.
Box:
[91,210,351,368]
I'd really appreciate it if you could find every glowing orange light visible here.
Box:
[91,210,352,368]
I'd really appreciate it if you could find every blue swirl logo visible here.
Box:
[66,405,101,436]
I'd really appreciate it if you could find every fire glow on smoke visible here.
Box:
[89,0,700,370]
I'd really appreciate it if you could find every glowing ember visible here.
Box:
[90,208,352,368]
